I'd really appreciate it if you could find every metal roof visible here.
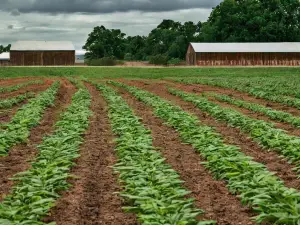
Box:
[190,42,300,53]
[0,52,10,60]
[11,41,75,51]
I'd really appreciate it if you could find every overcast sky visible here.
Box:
[0,0,222,50]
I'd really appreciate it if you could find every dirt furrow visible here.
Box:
[0,77,44,86]
[160,81,300,137]
[0,80,53,100]
[113,85,255,224]
[0,79,76,200]
[163,80,300,117]
[121,80,300,190]
[46,83,137,225]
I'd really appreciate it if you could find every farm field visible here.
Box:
[1,70,300,224]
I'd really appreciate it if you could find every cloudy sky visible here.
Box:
[0,0,222,50]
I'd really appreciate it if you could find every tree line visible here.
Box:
[0,45,11,54]
[84,0,300,63]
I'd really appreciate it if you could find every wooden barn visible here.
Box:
[186,42,300,66]
[10,41,75,66]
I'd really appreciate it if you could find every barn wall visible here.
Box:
[195,52,300,66]
[10,51,75,66]
[0,60,10,66]
[186,44,196,65]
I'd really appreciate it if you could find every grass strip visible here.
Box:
[94,82,214,225]
[169,88,300,175]
[0,83,91,224]
[0,81,60,156]
[0,80,44,93]
[111,81,300,225]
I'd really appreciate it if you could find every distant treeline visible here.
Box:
[84,0,300,63]
[0,44,11,54]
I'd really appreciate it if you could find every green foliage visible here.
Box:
[124,53,133,61]
[0,44,11,54]
[169,88,300,175]
[149,54,169,65]
[168,58,183,65]
[209,92,300,128]
[0,81,60,156]
[0,80,44,93]
[111,81,300,224]
[83,25,126,59]
[92,81,213,225]
[201,0,300,42]
[0,83,91,224]
[0,92,35,109]
[85,57,118,66]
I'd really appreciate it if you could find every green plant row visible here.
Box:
[67,77,86,89]
[0,92,35,109]
[110,81,300,224]
[208,92,300,127]
[0,81,60,156]
[173,78,300,110]
[0,86,92,224]
[169,88,300,175]
[0,80,44,93]
[93,82,213,225]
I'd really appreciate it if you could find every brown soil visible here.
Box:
[0,77,45,86]
[0,79,76,200]
[0,84,52,124]
[113,85,255,224]
[163,80,300,117]
[46,83,137,225]
[120,80,300,190]
[0,79,53,100]
[161,81,300,137]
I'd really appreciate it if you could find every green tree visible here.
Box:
[201,0,300,42]
[83,26,126,59]
[0,44,11,54]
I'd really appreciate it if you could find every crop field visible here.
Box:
[2,68,300,224]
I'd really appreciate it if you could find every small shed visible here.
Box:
[10,41,75,66]
[0,52,10,66]
[186,42,300,66]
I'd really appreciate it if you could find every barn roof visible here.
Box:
[11,41,75,51]
[0,52,10,60]
[190,42,300,53]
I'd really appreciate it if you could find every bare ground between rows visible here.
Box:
[46,83,137,225]
[112,84,255,225]
[157,81,300,137]
[0,79,76,201]
[0,77,46,86]
[120,80,300,191]
[0,84,52,124]
[0,79,53,100]
[162,79,300,117]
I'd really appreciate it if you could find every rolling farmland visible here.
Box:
[1,73,300,224]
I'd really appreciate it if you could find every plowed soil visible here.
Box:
[114,85,254,224]
[0,79,76,200]
[120,80,300,190]
[46,83,137,225]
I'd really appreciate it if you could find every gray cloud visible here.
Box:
[7,25,14,29]
[10,9,21,16]
[1,0,222,14]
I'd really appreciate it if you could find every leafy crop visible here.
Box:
[0,81,60,156]
[0,82,91,224]
[0,80,44,93]
[209,92,300,127]
[93,81,214,225]
[0,92,35,109]
[168,88,300,175]
[173,78,300,109]
[111,81,300,224]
